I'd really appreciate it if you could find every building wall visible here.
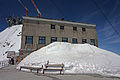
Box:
[21,17,98,50]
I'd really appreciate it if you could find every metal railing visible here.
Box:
[0,60,10,68]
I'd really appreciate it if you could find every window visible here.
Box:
[60,26,64,30]
[72,38,78,44]
[90,39,95,46]
[51,37,57,43]
[51,24,55,29]
[82,39,87,44]
[25,36,33,44]
[62,37,68,42]
[82,28,86,32]
[39,36,46,44]
[73,26,77,31]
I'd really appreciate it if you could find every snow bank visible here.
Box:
[17,42,120,77]
[0,25,22,61]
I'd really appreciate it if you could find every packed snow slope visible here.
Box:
[0,25,22,61]
[18,42,120,77]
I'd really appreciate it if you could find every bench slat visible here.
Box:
[20,66,43,69]
[20,66,43,73]
[45,64,64,68]
[43,68,63,70]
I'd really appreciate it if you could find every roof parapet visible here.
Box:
[23,16,96,27]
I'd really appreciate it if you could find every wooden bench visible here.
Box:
[43,63,64,74]
[20,65,43,73]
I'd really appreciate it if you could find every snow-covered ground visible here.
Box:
[1,25,120,77]
[17,42,120,77]
[0,25,22,61]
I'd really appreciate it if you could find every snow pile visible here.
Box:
[0,25,22,61]
[18,42,120,77]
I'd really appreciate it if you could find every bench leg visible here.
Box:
[60,69,63,75]
[43,69,44,74]
[20,67,21,71]
[60,70,61,75]
[30,69,32,72]
[37,69,39,73]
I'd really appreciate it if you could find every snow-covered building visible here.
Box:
[21,16,98,50]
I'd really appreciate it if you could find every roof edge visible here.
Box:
[22,16,96,27]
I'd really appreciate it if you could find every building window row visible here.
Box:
[51,24,86,31]
[25,36,95,46]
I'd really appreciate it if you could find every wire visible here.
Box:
[49,0,64,18]
[91,0,120,38]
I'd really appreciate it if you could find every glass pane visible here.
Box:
[26,36,33,44]
[39,36,46,44]
[51,24,55,29]
[73,27,77,31]
[60,26,64,30]
[82,39,87,44]
[90,39,95,45]
[62,37,68,42]
[72,38,78,44]
[51,37,57,43]
[82,28,86,32]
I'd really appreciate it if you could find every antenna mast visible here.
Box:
[18,0,30,16]
[31,0,42,18]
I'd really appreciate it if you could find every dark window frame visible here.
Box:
[82,39,87,44]
[25,36,33,44]
[51,37,57,43]
[51,24,55,29]
[72,38,78,44]
[82,28,86,32]
[90,39,95,46]
[60,26,64,30]
[73,26,77,31]
[62,37,68,42]
[39,36,46,44]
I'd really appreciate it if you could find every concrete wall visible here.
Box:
[21,17,98,50]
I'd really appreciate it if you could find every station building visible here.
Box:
[21,16,98,51]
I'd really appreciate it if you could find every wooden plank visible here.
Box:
[20,66,43,73]
[43,68,63,74]
[43,68,62,71]
[20,66,43,69]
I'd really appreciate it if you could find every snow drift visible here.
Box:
[0,25,22,61]
[18,42,120,77]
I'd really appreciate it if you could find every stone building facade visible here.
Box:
[21,16,98,50]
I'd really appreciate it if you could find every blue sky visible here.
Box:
[0,0,120,55]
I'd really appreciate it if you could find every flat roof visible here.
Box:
[23,16,96,27]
